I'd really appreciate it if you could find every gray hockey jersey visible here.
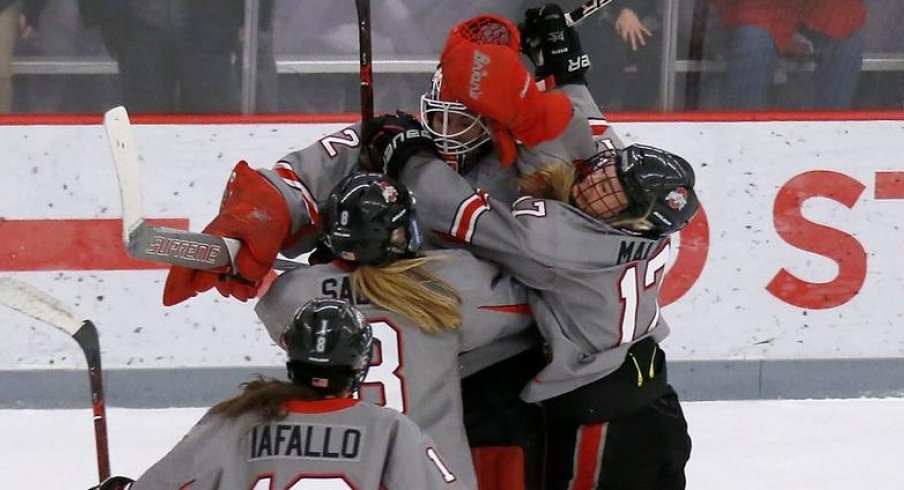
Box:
[389,155,673,403]
[130,398,467,490]
[477,198,672,402]
[254,249,532,489]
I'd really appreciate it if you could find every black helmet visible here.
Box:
[616,144,698,237]
[281,298,373,394]
[322,172,422,265]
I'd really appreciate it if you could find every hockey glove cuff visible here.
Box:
[162,161,291,306]
[89,476,134,490]
[520,4,590,85]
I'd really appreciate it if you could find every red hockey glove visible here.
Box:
[439,39,572,148]
[162,161,291,306]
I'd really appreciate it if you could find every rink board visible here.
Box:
[2,118,904,402]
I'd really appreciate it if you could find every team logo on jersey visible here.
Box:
[378,182,399,203]
[665,187,689,210]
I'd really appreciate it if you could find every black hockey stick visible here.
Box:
[0,278,111,483]
[356,0,374,124]
[564,0,618,27]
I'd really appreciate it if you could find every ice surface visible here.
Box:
[2,399,902,489]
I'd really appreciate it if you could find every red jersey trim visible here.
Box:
[478,303,532,315]
[450,190,490,243]
[273,162,320,226]
[284,397,359,414]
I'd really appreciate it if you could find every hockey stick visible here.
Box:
[0,278,111,483]
[564,0,618,27]
[355,0,374,124]
[103,106,304,272]
[104,106,241,272]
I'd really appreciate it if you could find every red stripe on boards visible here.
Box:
[5,110,904,126]
[0,218,189,270]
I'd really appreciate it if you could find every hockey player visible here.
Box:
[368,133,699,488]
[254,172,537,490]
[91,298,467,490]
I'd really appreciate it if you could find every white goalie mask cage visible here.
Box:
[419,68,492,172]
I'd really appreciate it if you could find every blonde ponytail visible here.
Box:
[351,255,461,334]
[519,161,574,203]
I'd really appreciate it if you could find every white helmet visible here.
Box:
[419,68,493,174]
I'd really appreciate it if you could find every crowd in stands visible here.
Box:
[0,0,900,115]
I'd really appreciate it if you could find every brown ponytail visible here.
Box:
[209,376,323,420]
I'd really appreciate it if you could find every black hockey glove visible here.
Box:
[88,475,134,490]
[520,3,590,85]
[360,111,437,179]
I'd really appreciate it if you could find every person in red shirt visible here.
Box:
[710,0,866,109]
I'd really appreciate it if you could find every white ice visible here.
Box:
[3,399,903,489]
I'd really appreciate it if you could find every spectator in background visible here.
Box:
[711,0,866,110]
[583,0,663,111]
[80,0,243,114]
[0,0,48,113]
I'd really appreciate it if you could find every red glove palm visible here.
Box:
[439,39,572,147]
[162,161,291,306]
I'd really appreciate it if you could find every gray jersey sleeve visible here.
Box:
[130,413,234,489]
[256,123,365,257]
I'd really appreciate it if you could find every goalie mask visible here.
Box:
[282,298,373,395]
[322,172,422,265]
[572,144,698,237]
[419,67,493,174]
[421,14,524,174]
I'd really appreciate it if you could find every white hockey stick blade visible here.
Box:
[0,277,86,336]
[564,0,616,27]
[104,106,144,246]
[103,105,241,272]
